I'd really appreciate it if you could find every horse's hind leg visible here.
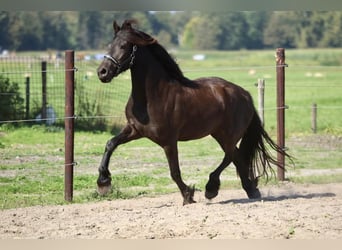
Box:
[233,148,261,199]
[163,142,195,205]
[97,124,141,195]
[205,154,232,199]
[205,132,234,200]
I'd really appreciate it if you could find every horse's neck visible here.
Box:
[130,49,167,101]
[128,49,162,124]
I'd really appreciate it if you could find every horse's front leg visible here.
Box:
[163,143,196,205]
[97,124,140,195]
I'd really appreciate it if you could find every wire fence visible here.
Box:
[1,53,341,151]
[0,55,129,129]
[0,51,341,207]
[1,55,341,130]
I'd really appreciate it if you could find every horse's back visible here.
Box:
[195,77,249,95]
[193,76,254,109]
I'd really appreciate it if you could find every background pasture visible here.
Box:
[0,48,341,209]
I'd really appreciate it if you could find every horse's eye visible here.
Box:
[120,44,127,49]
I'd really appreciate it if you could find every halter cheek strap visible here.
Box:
[104,45,137,74]
[104,54,120,65]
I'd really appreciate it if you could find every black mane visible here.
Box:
[146,43,195,87]
[117,19,196,87]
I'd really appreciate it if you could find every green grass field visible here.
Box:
[0,48,341,209]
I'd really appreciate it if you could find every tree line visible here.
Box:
[0,11,342,51]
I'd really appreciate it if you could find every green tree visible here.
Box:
[1,11,43,50]
[148,11,191,47]
[0,11,78,51]
[2,11,342,51]
[83,11,106,49]
[318,12,342,47]
[244,11,271,49]
[182,14,222,50]
[0,12,11,50]
[216,12,248,50]
[295,12,326,48]
[155,30,172,48]
[18,12,44,50]
[263,12,298,48]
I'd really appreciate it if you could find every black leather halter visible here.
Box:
[103,45,137,74]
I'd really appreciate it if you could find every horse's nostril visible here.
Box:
[97,65,113,83]
[99,68,107,76]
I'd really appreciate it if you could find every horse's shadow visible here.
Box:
[210,192,336,205]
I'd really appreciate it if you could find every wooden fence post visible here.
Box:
[41,61,47,123]
[25,76,30,120]
[312,103,317,133]
[257,79,265,127]
[276,48,286,181]
[65,50,75,202]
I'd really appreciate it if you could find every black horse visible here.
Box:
[97,19,289,205]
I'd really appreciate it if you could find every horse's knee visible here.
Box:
[105,139,115,152]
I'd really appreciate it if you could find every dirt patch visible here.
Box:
[1,182,342,239]
[288,134,342,150]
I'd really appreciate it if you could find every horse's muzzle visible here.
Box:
[97,67,110,83]
[97,65,117,83]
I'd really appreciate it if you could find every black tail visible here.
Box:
[239,111,292,181]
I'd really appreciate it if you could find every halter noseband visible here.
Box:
[104,45,137,75]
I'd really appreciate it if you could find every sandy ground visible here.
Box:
[1,182,342,239]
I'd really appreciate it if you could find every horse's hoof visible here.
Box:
[205,190,218,200]
[97,184,112,196]
[205,178,220,200]
[247,188,261,199]
[183,199,196,206]
[182,186,196,205]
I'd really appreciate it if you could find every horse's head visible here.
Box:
[97,20,138,83]
[97,19,156,83]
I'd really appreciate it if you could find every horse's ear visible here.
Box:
[122,19,134,30]
[122,19,139,31]
[113,20,120,34]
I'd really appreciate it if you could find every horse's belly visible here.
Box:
[177,118,221,141]
[178,133,210,141]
